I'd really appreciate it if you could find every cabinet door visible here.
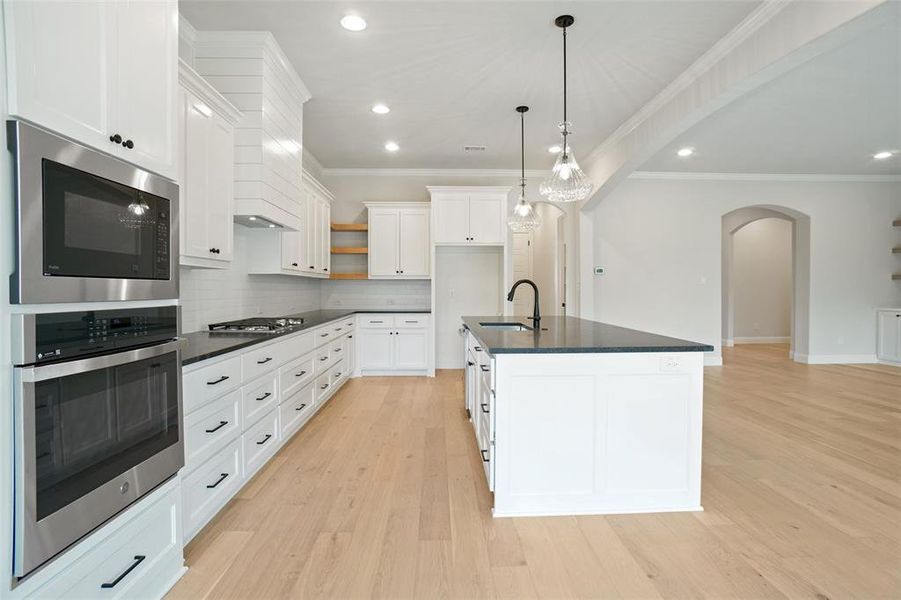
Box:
[394,329,429,370]
[318,199,331,276]
[180,90,211,260]
[468,194,505,244]
[877,312,901,362]
[432,195,469,244]
[357,330,393,370]
[302,192,318,273]
[4,0,116,152]
[398,209,430,278]
[206,112,234,261]
[369,209,400,277]
[281,232,303,271]
[113,0,177,178]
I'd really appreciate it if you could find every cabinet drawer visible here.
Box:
[242,339,288,382]
[183,354,242,415]
[279,383,315,440]
[184,389,241,473]
[328,338,346,363]
[332,321,352,336]
[330,363,346,387]
[342,318,355,330]
[279,351,315,399]
[282,331,314,357]
[30,482,182,600]
[359,315,394,328]
[396,314,429,328]
[242,374,278,428]
[313,326,334,347]
[182,439,242,540]
[314,345,333,374]
[315,372,332,403]
[242,408,279,478]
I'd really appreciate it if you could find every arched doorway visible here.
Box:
[722,206,811,362]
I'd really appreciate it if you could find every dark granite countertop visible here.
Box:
[182,308,431,366]
[462,316,713,354]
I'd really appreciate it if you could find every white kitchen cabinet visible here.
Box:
[356,314,431,374]
[178,62,242,268]
[4,0,178,179]
[877,309,901,363]
[366,203,431,279]
[427,187,509,245]
[317,196,332,276]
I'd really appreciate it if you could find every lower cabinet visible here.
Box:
[182,440,243,539]
[877,309,901,363]
[356,313,431,374]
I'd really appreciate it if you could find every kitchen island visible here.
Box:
[462,315,713,517]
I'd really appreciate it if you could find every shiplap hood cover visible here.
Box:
[179,0,762,169]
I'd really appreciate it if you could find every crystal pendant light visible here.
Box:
[539,15,593,203]
[119,192,156,229]
[508,105,541,233]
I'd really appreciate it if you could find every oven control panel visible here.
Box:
[27,306,179,365]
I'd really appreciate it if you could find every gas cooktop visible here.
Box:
[208,317,305,334]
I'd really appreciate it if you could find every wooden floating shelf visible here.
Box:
[331,223,368,232]
[329,272,368,280]
[894,247,901,254]
[893,219,901,227]
[894,273,901,281]
[331,247,368,254]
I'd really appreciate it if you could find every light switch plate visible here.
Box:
[594,266,605,275]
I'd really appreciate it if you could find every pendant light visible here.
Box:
[539,15,593,203]
[508,105,541,233]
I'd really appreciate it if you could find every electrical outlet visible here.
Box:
[594,266,605,276]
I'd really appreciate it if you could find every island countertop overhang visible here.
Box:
[462,315,714,355]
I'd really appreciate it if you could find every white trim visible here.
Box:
[794,353,878,365]
[704,353,723,367]
[179,14,198,46]
[722,338,735,347]
[629,171,901,183]
[876,359,901,367]
[303,149,326,179]
[364,201,430,210]
[322,168,546,179]
[492,505,704,518]
[302,168,334,201]
[733,336,791,344]
[177,60,243,125]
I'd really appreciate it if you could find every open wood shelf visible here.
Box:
[331,223,368,232]
[331,247,368,254]
[894,247,901,254]
[894,273,901,281]
[329,272,368,280]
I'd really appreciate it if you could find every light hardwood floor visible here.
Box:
[168,344,901,599]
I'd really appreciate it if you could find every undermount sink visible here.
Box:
[479,321,533,331]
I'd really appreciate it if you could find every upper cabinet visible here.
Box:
[366,203,430,279]
[428,187,509,245]
[178,61,242,268]
[4,0,178,179]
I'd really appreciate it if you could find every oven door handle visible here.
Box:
[18,340,184,382]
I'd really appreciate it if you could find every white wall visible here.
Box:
[320,279,430,310]
[180,227,321,332]
[590,176,901,364]
[732,218,792,341]
[531,202,565,316]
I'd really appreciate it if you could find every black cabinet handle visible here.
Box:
[324,268,328,271]
[319,356,329,361]
[467,361,474,366]
[320,333,329,337]
[480,365,489,372]
[109,133,122,144]
[295,403,307,411]
[256,434,272,445]
[294,370,307,377]
[100,555,146,589]
[334,348,341,353]
[474,346,482,352]
[480,449,489,463]
[205,420,228,433]
[320,384,329,390]
[257,357,272,364]
[206,473,228,489]
[122,139,134,149]
[335,327,343,331]
[207,375,229,385]
[481,402,490,414]
[334,372,342,378]
[370,320,383,323]
[309,265,315,269]
[348,335,353,339]
[292,262,298,267]
[255,392,272,402]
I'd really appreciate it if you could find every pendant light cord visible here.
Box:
[561,24,569,159]
[520,109,525,195]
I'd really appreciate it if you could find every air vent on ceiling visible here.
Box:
[463,145,487,152]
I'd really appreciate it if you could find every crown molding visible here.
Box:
[302,148,325,178]
[320,167,547,179]
[302,168,335,200]
[629,171,901,183]
[177,60,243,125]
[179,14,198,46]
[584,0,791,166]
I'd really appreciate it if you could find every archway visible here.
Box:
[722,206,811,362]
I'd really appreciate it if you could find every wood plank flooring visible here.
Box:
[168,344,901,599]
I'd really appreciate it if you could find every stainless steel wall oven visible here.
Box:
[11,305,184,578]
[7,120,179,303]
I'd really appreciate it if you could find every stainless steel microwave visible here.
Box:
[7,120,179,304]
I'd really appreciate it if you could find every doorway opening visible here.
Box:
[511,202,566,318]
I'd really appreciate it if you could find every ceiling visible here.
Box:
[641,10,901,175]
[180,0,761,170]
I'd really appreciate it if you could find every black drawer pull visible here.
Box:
[405,320,418,324]
[334,372,342,378]
[320,384,329,390]
[100,555,146,589]
[257,357,273,365]
[481,403,490,414]
[467,361,474,366]
[480,365,490,372]
[295,403,307,411]
[480,449,489,463]
[334,348,341,352]
[255,392,272,402]
[206,375,229,385]
[335,327,343,331]
[256,434,272,446]
[474,346,482,352]
[205,420,228,433]
[206,473,228,489]
[294,370,307,377]
[348,335,353,339]
[319,356,329,361]
[320,333,329,338]
[370,320,384,323]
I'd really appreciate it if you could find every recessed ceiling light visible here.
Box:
[677,147,695,157]
[268,224,276,228]
[340,15,367,31]
[548,145,562,153]
[384,141,399,152]
[873,150,894,160]
[248,216,257,221]
[371,104,390,115]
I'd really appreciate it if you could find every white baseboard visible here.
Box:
[795,353,878,365]
[733,336,791,344]
[704,353,723,367]
[722,338,734,347]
